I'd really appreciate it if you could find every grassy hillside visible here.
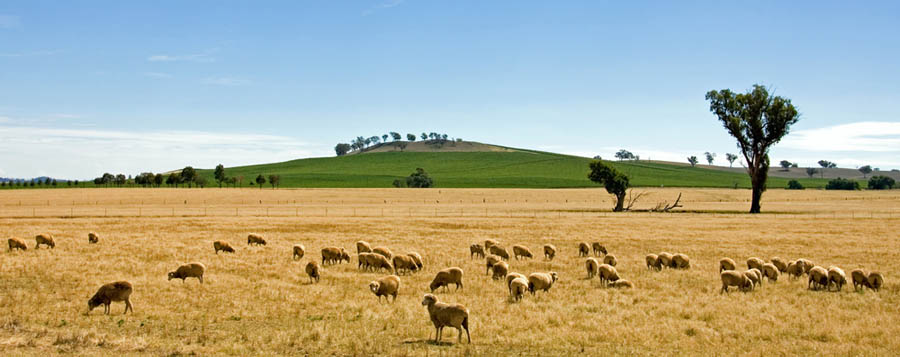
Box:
[196,150,839,189]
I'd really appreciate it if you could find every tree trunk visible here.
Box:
[750,184,763,214]
[613,192,626,212]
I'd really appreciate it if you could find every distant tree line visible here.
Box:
[334,131,462,156]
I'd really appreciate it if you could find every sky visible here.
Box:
[1,1,899,179]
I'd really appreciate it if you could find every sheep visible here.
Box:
[719,257,737,273]
[827,266,847,291]
[720,270,752,293]
[168,262,206,284]
[421,293,470,344]
[598,264,620,286]
[527,272,558,295]
[358,252,373,270]
[87,281,133,315]
[247,233,266,246]
[585,258,599,279]
[430,267,464,292]
[592,242,607,256]
[392,254,418,275]
[292,244,305,260]
[340,249,351,264]
[489,245,510,261]
[369,253,393,273]
[761,263,779,283]
[646,254,661,271]
[657,252,673,268]
[408,252,424,271]
[484,239,499,251]
[578,242,590,257]
[485,255,501,275]
[505,272,527,294]
[305,261,320,283]
[357,240,372,254]
[512,245,533,260]
[851,269,868,291]
[8,237,27,251]
[509,277,528,301]
[373,247,393,260]
[808,266,829,290]
[603,254,618,267]
[672,254,690,269]
[491,261,509,281]
[213,240,234,254]
[610,279,634,289]
[321,247,349,265]
[34,234,55,249]
[867,272,884,291]
[770,257,788,273]
[746,257,764,271]
[369,275,400,302]
[796,258,815,274]
[743,269,761,289]
[88,232,99,244]
[786,260,804,279]
[470,244,485,259]
[543,244,557,260]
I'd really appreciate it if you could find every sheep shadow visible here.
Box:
[401,339,454,347]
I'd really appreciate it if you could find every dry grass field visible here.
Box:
[1,188,899,355]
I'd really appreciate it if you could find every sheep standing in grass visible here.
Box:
[168,262,206,284]
[305,262,320,283]
[484,239,499,251]
[509,277,528,301]
[369,275,400,302]
[357,241,372,254]
[369,254,393,273]
[88,232,99,244]
[247,233,266,246]
[598,264,619,286]
[761,263,779,283]
[292,244,305,260]
[657,252,674,269]
[408,252,424,271]
[796,258,815,274]
[491,261,509,281]
[808,266,829,290]
[421,293,471,344]
[512,245,533,260]
[611,280,633,289]
[719,258,737,273]
[489,245,510,261]
[392,255,418,275]
[35,234,55,249]
[720,270,751,293]
[527,272,558,295]
[786,260,803,279]
[213,240,234,254]
[505,272,527,294]
[771,257,788,273]
[867,272,884,291]
[88,281,133,315]
[485,255,501,275]
[585,258,599,279]
[430,267,464,292]
[543,244,557,260]
[743,269,761,289]
[672,254,690,269]
[827,266,847,291]
[603,254,618,267]
[592,242,607,256]
[322,247,350,265]
[8,237,26,251]
[851,269,868,291]
[746,257,764,271]
[578,242,590,257]
[470,244,485,259]
[646,254,661,271]
[373,247,393,260]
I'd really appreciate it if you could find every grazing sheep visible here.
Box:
[489,245,510,261]
[611,279,633,289]
[393,255,418,275]
[485,255,501,275]
[430,267,464,292]
[746,257,764,271]
[672,254,690,269]
[322,247,350,265]
[851,269,868,291]
[543,244,557,260]
[422,293,471,344]
[585,258,599,279]
[408,252,424,271]
[761,263,779,283]
[305,261,320,283]
[598,264,620,286]
[168,262,206,283]
[247,233,266,246]
[8,237,27,251]
[786,260,804,279]
[603,254,618,267]
[357,240,372,254]
[796,258,815,274]
[88,281,133,315]
[358,252,373,270]
[373,247,393,260]
[491,261,509,281]
[213,240,234,254]
[505,272,527,294]
[34,234,55,249]
[578,242,590,257]
[292,244,305,260]
[743,269,761,290]
[369,254,393,273]
[867,272,884,291]
[592,242,607,256]
[340,249,351,264]
[470,244,485,259]
[646,254,661,271]
[720,270,752,293]
[771,257,788,273]
[827,266,847,291]
[88,232,99,244]
[484,239,499,251]
[527,272,559,295]
[719,258,737,273]
[512,245,533,260]
[509,277,528,301]
[657,252,674,268]
[808,266,829,290]
[369,275,400,302]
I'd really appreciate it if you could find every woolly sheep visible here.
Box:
[808,266,829,290]
[491,261,510,281]
[746,257,764,271]
[786,260,803,279]
[719,257,737,273]
[592,242,607,256]
[484,239,499,251]
[603,254,618,267]
[578,242,590,257]
[357,240,372,254]
[585,258,599,279]
[373,247,393,260]
[509,276,528,301]
[512,245,533,260]
[720,270,751,293]
[8,237,27,251]
[827,266,847,291]
[213,240,234,254]
[527,272,558,295]
[292,244,305,260]
[322,247,350,265]
[867,272,884,291]
[358,252,374,270]
[369,275,400,302]
[35,234,55,249]
[505,272,527,294]
[771,257,788,273]
[88,281,133,315]
[421,293,471,344]
[743,269,761,289]
[672,253,690,269]
[408,252,424,270]
[430,267,464,292]
[393,255,418,275]
[598,264,620,286]
[247,233,266,246]
[489,245,510,261]
[646,254,661,271]
[610,279,633,289]
[796,258,815,274]
[168,262,206,283]
[851,269,867,291]
[369,253,393,272]
[305,261,320,283]
[543,244,556,260]
[470,244,485,259]
[485,255,501,275]
[88,232,99,244]
[761,263,779,283]
[657,252,673,268]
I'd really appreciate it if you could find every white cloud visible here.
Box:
[781,121,900,152]
[0,15,19,29]
[204,76,250,86]
[147,53,215,63]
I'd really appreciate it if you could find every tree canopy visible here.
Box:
[588,160,630,212]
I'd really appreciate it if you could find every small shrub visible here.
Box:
[405,168,433,188]
[825,178,860,190]
[786,180,804,190]
[391,179,406,188]
[868,176,895,190]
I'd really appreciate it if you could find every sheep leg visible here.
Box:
[125,299,133,314]
[199,276,203,284]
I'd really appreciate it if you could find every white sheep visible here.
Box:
[603,254,618,267]
[672,253,690,269]
[867,272,884,291]
[512,245,533,260]
[827,266,847,291]
[770,257,788,273]
[851,269,867,291]
[489,245,510,261]
[761,263,779,283]
[35,233,55,249]
[509,277,528,301]
[485,255,501,275]
[598,264,619,286]
[373,247,393,260]
[370,275,400,302]
[720,270,751,293]
[357,240,372,254]
[421,294,471,344]
[808,266,829,290]
[585,258,599,279]
[392,255,418,275]
[527,272,559,295]
[719,257,737,273]
[491,261,509,281]
[408,252,424,271]
[746,257,764,271]
[646,254,661,271]
[430,267,464,292]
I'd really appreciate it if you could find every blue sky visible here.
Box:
[1,1,899,178]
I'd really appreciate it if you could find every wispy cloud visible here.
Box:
[147,52,216,63]
[204,76,250,86]
[0,15,20,29]
[0,50,60,58]
[143,72,173,79]
[362,0,405,16]
[781,122,900,153]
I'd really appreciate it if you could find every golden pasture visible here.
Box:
[1,188,898,355]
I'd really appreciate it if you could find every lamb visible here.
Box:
[672,254,690,269]
[489,245,510,261]
[393,255,419,275]
[485,255,501,275]
[247,233,266,246]
[421,293,470,344]
[592,242,607,256]
[657,252,674,268]
[527,272,559,295]
[719,257,737,273]
[770,257,788,273]
[430,267,464,292]
[373,247,393,260]
[408,252,424,271]
[786,260,804,279]
[357,240,372,254]
[305,261,320,283]
[603,254,618,267]
[646,254,661,271]
[610,279,633,289]
[827,266,847,291]
[213,240,234,254]
[470,244,485,259]
[292,244,305,260]
[8,237,27,251]
[720,270,752,293]
[851,269,868,291]
[808,266,829,290]
[585,258,599,279]
[369,253,393,273]
[369,275,400,302]
[509,277,528,301]
[484,239,499,250]
[578,242,590,257]
[34,234,55,249]
[746,257,764,271]
[543,244,557,260]
[867,272,884,291]
[598,264,620,286]
[168,262,206,284]
[512,245,533,260]
[87,281,133,315]
[88,232,99,244]
[491,261,509,281]
[761,263,779,283]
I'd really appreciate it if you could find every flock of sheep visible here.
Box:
[6,232,888,345]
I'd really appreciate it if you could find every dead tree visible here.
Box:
[652,192,683,212]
